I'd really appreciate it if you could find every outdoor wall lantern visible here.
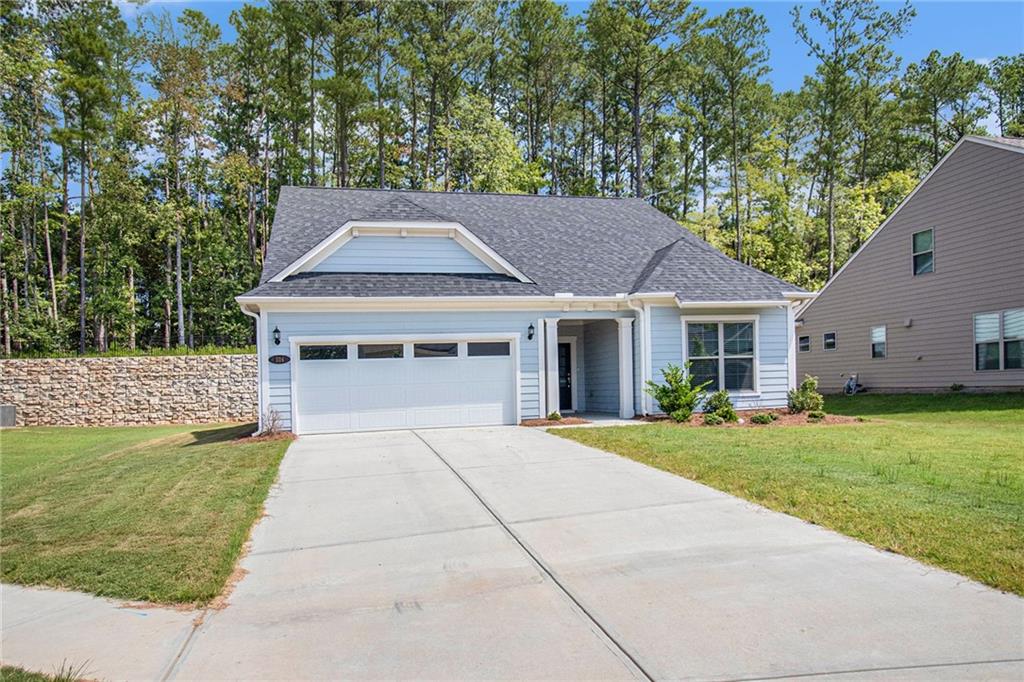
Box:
[527,323,535,341]
[273,326,281,345]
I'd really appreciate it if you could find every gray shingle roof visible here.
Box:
[251,187,805,301]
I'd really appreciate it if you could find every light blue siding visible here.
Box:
[311,236,493,274]
[647,304,792,411]
[263,309,633,430]
[583,320,619,413]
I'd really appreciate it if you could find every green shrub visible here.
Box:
[644,362,710,423]
[546,411,562,421]
[788,375,825,414]
[751,412,774,425]
[703,412,724,426]
[807,410,826,421]
[704,390,738,422]
[950,383,965,392]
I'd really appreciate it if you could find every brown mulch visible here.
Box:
[241,431,298,444]
[638,408,861,427]
[521,417,592,427]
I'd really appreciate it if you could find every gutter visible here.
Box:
[239,304,264,434]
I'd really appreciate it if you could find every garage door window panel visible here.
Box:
[468,341,510,357]
[299,345,348,360]
[358,343,404,359]
[414,342,458,358]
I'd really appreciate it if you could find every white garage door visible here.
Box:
[293,339,517,434]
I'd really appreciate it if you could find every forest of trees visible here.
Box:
[2,0,1023,355]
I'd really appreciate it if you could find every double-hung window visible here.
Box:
[912,229,934,275]
[975,308,1024,371]
[871,326,887,359]
[686,319,757,392]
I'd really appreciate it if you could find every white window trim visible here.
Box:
[288,333,521,434]
[823,331,838,352]
[911,228,935,276]
[870,325,887,359]
[680,315,760,395]
[973,308,1024,372]
[798,335,811,353]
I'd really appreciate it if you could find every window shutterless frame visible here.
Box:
[973,308,1024,372]
[870,325,886,359]
[680,315,760,394]
[823,331,837,351]
[911,228,934,276]
[798,335,810,352]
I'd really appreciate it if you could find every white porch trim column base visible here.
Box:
[616,318,635,419]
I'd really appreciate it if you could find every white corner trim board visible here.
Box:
[269,219,533,284]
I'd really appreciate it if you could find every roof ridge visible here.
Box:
[281,185,642,201]
[356,194,453,222]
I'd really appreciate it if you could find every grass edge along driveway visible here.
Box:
[554,393,1024,596]
[1,423,290,606]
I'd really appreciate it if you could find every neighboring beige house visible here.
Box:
[796,135,1024,393]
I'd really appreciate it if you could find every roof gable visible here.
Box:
[310,235,495,275]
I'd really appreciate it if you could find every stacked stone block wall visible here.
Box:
[0,355,257,427]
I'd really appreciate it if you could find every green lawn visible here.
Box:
[0,423,290,605]
[555,393,1024,595]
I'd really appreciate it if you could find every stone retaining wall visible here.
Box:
[0,354,257,427]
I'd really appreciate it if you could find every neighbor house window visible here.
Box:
[798,335,810,352]
[912,229,934,275]
[414,342,457,358]
[871,326,887,359]
[823,332,837,351]
[975,308,1024,371]
[299,344,347,360]
[686,321,756,392]
[358,343,404,359]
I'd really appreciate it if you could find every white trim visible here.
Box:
[544,318,560,416]
[557,335,578,413]
[803,136,1021,317]
[269,220,533,283]
[616,318,635,419]
[288,332,521,435]
[786,304,797,390]
[239,305,265,434]
[237,294,641,313]
[870,325,888,359]
[910,228,935,277]
[678,300,791,309]
[823,331,838,351]
[535,317,546,418]
[643,303,653,413]
[680,314,761,395]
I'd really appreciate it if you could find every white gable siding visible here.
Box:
[648,304,791,410]
[310,236,494,274]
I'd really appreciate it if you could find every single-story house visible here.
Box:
[238,188,811,434]
[796,135,1024,393]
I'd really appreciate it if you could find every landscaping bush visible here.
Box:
[703,413,724,426]
[704,390,738,422]
[751,412,775,425]
[788,375,824,414]
[950,383,965,392]
[546,411,562,421]
[807,410,826,421]
[644,362,710,422]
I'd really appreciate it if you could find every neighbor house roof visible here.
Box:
[246,187,805,301]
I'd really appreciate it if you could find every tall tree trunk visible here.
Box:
[632,71,643,197]
[308,34,316,184]
[730,91,742,262]
[127,265,136,350]
[78,134,87,354]
[827,174,836,277]
[36,93,58,321]
[425,76,437,187]
[409,72,418,188]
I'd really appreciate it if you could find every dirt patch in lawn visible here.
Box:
[521,417,592,427]
[638,408,863,427]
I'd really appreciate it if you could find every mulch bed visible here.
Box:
[638,408,861,427]
[521,417,592,427]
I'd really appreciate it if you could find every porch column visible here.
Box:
[544,318,560,416]
[617,318,635,419]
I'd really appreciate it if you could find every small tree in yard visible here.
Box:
[645,363,711,422]
[788,375,825,414]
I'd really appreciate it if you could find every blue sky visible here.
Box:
[120,0,1023,95]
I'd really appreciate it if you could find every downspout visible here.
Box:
[240,304,264,434]
[626,297,648,415]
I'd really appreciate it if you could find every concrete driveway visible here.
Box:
[172,427,1023,681]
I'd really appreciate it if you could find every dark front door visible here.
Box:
[558,342,572,411]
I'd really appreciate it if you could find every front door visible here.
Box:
[558,342,573,412]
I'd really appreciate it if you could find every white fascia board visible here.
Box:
[235,294,637,313]
[269,219,533,284]
[676,299,790,309]
[801,136,1003,317]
